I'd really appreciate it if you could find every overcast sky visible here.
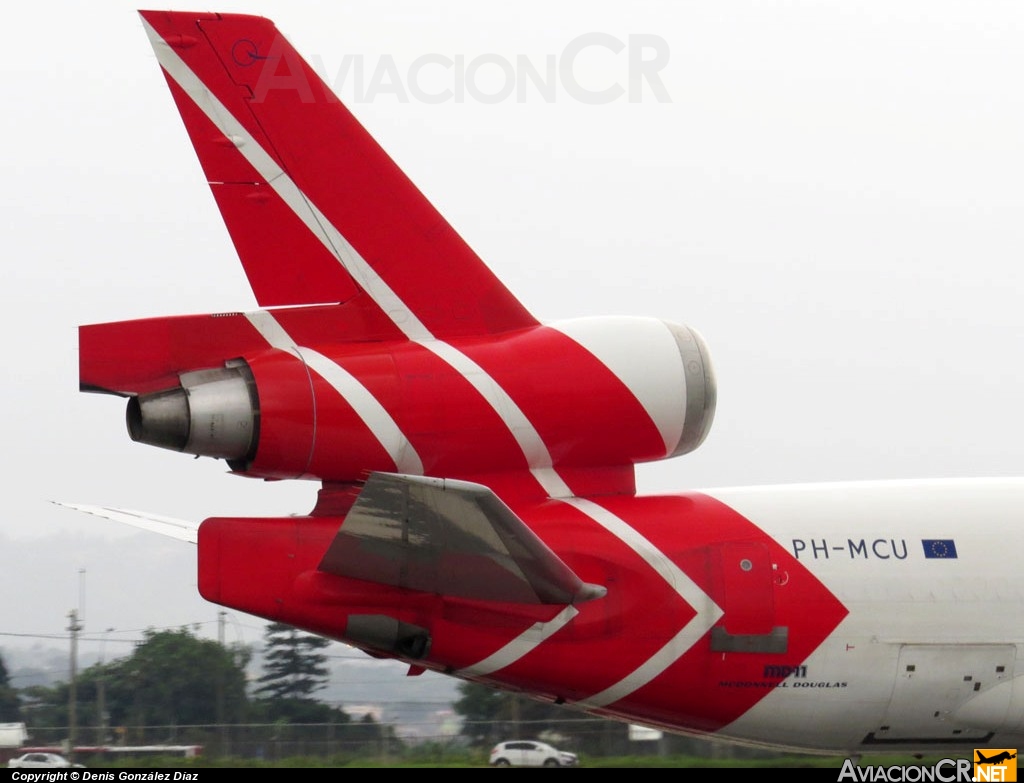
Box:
[2,0,1023,705]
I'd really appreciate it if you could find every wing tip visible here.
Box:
[52,501,200,544]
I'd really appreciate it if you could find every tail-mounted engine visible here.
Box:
[81,310,717,485]
[127,360,259,466]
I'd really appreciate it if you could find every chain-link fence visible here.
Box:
[21,718,784,764]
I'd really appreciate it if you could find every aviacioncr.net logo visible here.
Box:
[837,750,1017,782]
[838,758,973,782]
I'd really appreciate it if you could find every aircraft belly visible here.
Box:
[720,633,898,751]
[874,645,1013,742]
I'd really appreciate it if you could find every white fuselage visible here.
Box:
[707,478,1024,751]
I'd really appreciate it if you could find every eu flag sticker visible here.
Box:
[922,539,958,559]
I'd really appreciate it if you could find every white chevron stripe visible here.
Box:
[420,341,570,497]
[455,606,579,678]
[245,311,424,475]
[143,18,431,342]
[562,498,723,708]
[456,498,722,697]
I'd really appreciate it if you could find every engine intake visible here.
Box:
[126,361,259,462]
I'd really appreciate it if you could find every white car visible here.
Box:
[8,753,83,768]
[489,740,578,767]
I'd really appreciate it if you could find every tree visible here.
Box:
[15,629,251,734]
[0,654,22,722]
[454,682,507,746]
[103,628,251,727]
[255,622,331,701]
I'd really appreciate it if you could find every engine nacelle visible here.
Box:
[127,361,259,463]
[125,348,322,479]
[549,317,716,460]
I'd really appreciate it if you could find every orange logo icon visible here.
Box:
[974,749,1017,782]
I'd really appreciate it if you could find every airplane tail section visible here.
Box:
[139,11,537,338]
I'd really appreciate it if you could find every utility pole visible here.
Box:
[67,609,82,760]
[97,628,114,746]
[216,611,228,757]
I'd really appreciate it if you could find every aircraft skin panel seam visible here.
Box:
[245,311,424,474]
[299,348,424,475]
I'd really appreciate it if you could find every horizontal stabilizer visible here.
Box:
[53,502,199,544]
[320,473,606,605]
